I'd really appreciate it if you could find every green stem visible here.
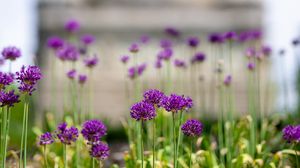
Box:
[152,119,155,168]
[140,121,144,168]
[20,98,29,168]
[3,107,11,168]
[176,111,184,163]
[1,107,7,168]
[189,139,193,168]
[92,158,95,168]
[294,144,299,168]
[172,113,177,168]
[63,144,67,168]
[44,145,48,168]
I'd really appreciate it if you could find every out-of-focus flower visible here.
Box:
[282,125,300,143]
[224,75,232,86]
[16,65,42,95]
[0,72,14,90]
[181,119,203,137]
[174,59,186,68]
[143,89,165,106]
[191,52,206,64]
[56,44,79,62]
[245,48,256,58]
[129,43,139,53]
[208,33,224,44]
[261,45,272,56]
[140,35,150,44]
[186,36,199,48]
[223,31,237,41]
[160,94,193,112]
[84,56,99,68]
[39,132,54,146]
[81,120,107,144]
[120,55,130,64]
[128,66,137,79]
[90,142,110,160]
[80,34,96,46]
[78,74,87,85]
[1,46,21,61]
[56,123,79,145]
[160,39,173,49]
[292,38,300,46]
[137,63,147,75]
[0,90,20,107]
[64,19,80,33]
[247,62,255,71]
[67,69,76,80]
[155,59,162,69]
[238,31,250,42]
[47,36,64,50]
[130,101,156,121]
[157,48,173,61]
[249,30,262,40]
[165,27,181,38]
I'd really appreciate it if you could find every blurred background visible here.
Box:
[1,0,300,125]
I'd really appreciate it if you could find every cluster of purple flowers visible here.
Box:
[130,101,156,121]
[81,120,109,160]
[1,46,21,61]
[191,52,206,64]
[186,36,200,48]
[16,65,42,95]
[56,123,79,145]
[0,72,14,90]
[160,94,193,113]
[128,63,147,79]
[174,59,186,68]
[129,43,139,53]
[56,44,79,62]
[39,132,54,146]
[84,56,99,68]
[120,55,130,64]
[47,36,64,50]
[181,119,203,137]
[282,125,300,143]
[0,90,20,107]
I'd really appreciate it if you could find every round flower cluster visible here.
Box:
[64,19,80,33]
[120,55,130,64]
[56,123,79,145]
[181,119,203,137]
[191,52,206,64]
[0,90,20,107]
[129,43,139,53]
[282,125,300,143]
[89,142,110,160]
[127,63,147,79]
[16,65,42,95]
[186,36,199,48]
[130,101,156,121]
[78,74,87,85]
[39,132,54,146]
[84,56,99,68]
[165,27,181,38]
[47,36,64,50]
[174,59,186,68]
[143,89,165,106]
[160,94,193,112]
[56,44,79,62]
[0,72,14,90]
[80,34,96,46]
[1,46,21,61]
[157,48,173,61]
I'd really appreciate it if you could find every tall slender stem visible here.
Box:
[152,119,155,168]
[92,158,95,168]
[172,113,177,168]
[63,144,67,168]
[1,107,7,168]
[43,145,48,168]
[140,121,144,168]
[294,144,299,168]
[189,139,193,168]
[20,98,29,168]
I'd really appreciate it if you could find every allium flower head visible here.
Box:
[160,94,193,112]
[157,48,173,61]
[56,44,79,62]
[129,43,139,53]
[130,101,156,121]
[160,39,173,49]
[245,48,256,58]
[81,120,107,143]
[67,69,76,80]
[0,72,14,90]
[282,125,300,143]
[84,56,99,68]
[78,74,87,85]
[238,31,250,42]
[249,30,262,40]
[80,34,96,46]
[90,142,110,160]
[56,123,79,145]
[120,55,130,64]
[191,52,206,64]
[137,63,147,75]
[223,31,237,41]
[47,36,64,50]
[261,45,272,56]
[247,62,255,71]
[174,59,186,68]
[39,132,54,145]
[140,35,150,44]
[181,119,203,137]
[143,89,165,106]
[0,90,20,107]
[224,75,232,86]
[128,66,137,79]
[154,59,162,69]
[1,46,21,61]
[16,65,42,95]
[64,19,80,33]
[186,37,200,48]
[165,27,181,37]
[208,33,224,44]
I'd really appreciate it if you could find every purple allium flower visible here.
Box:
[160,39,173,49]
[208,33,224,44]
[143,89,165,106]
[191,52,206,64]
[84,56,99,68]
[250,30,262,40]
[247,62,255,71]
[0,72,14,90]
[39,132,54,146]
[282,125,300,143]
[67,69,76,80]
[186,36,200,48]
[56,123,79,145]
[0,57,5,66]
[160,94,193,112]
[130,101,156,121]
[154,59,162,69]
[181,119,203,137]
[245,48,256,58]
[16,65,42,95]
[238,31,250,42]
[129,43,139,53]
[0,90,20,107]
[140,35,150,44]
[261,45,272,56]
[224,75,232,86]
[90,142,110,160]
[80,34,96,46]
[174,59,186,68]
[165,27,181,38]
[157,48,173,61]
[47,36,64,50]
[223,31,237,41]
[1,46,21,61]
[120,55,130,64]
[137,63,147,75]
[78,74,87,85]
[56,44,79,62]
[128,66,137,79]
[81,120,107,143]
[64,19,80,33]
